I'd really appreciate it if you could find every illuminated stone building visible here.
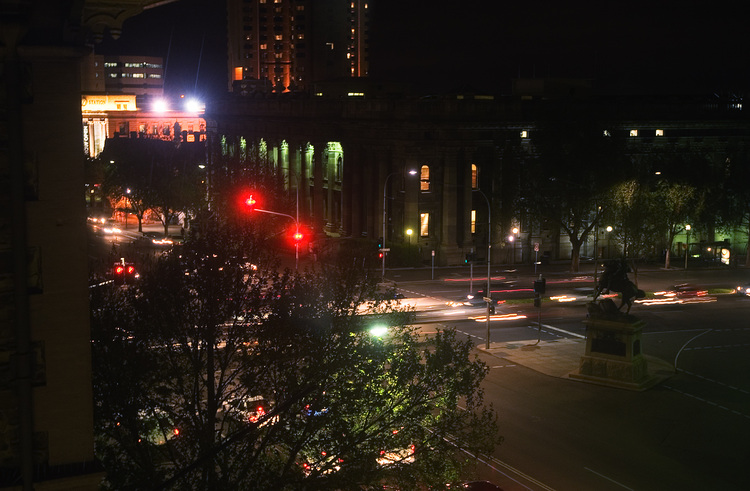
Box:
[226,0,370,94]
[206,86,750,266]
[0,1,169,489]
[81,53,165,96]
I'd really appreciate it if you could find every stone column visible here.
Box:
[312,141,325,234]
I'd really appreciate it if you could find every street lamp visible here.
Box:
[474,189,492,349]
[510,227,519,265]
[606,226,613,258]
[406,228,413,264]
[684,224,691,270]
[382,169,417,277]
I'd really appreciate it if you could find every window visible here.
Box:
[471,210,476,234]
[630,129,638,137]
[420,165,430,191]
[520,130,528,138]
[655,129,664,136]
[420,213,429,237]
[603,130,611,137]
[471,164,478,189]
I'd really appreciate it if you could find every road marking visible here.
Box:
[584,467,634,490]
[676,369,750,395]
[531,323,586,339]
[674,329,711,368]
[664,384,750,420]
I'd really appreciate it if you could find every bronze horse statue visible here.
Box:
[593,259,645,313]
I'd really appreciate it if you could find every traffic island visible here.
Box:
[569,299,673,390]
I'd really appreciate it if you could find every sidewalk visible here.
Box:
[477,337,675,390]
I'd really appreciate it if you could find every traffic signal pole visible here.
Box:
[254,209,301,270]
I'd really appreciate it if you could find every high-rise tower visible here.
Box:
[227,0,370,94]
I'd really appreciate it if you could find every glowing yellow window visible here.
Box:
[630,129,638,137]
[420,165,430,191]
[655,129,664,136]
[471,164,478,189]
[471,210,476,234]
[420,213,429,237]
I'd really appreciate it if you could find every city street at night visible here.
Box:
[390,265,750,491]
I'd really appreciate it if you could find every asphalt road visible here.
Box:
[396,267,750,491]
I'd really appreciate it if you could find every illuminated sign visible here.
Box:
[81,95,138,112]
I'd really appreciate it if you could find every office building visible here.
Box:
[227,0,370,94]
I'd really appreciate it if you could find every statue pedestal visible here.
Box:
[570,314,658,390]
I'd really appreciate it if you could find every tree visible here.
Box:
[100,139,205,234]
[522,104,627,271]
[654,180,702,269]
[606,180,661,266]
[91,216,500,490]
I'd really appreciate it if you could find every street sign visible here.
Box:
[483,297,492,303]
[380,248,391,252]
[534,242,540,252]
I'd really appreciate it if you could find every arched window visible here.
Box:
[420,165,430,191]
[471,164,478,189]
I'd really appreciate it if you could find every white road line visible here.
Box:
[531,323,586,339]
[674,329,711,368]
[584,467,634,490]
[664,384,750,420]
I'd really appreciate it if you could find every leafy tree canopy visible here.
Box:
[91,216,500,490]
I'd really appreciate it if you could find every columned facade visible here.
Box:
[205,93,750,266]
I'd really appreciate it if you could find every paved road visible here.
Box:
[395,266,750,491]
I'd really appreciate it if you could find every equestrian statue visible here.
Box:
[592,258,645,314]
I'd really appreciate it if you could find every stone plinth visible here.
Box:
[570,310,658,390]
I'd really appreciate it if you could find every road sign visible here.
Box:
[483,297,492,303]
[534,242,540,252]
[380,248,391,252]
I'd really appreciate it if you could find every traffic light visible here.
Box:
[238,190,260,211]
[377,237,383,249]
[533,277,546,294]
[293,231,303,242]
[113,262,137,285]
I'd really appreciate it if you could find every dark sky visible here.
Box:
[96,0,750,97]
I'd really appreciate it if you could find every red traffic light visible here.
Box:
[115,265,125,275]
[238,190,260,211]
[293,231,303,242]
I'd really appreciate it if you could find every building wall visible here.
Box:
[207,93,750,266]
[227,0,369,94]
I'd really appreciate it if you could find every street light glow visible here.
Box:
[369,325,388,337]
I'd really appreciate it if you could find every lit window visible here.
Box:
[655,129,664,136]
[275,35,283,40]
[471,164,478,189]
[132,73,144,78]
[260,43,267,50]
[420,165,430,191]
[471,210,476,234]
[603,130,611,137]
[630,129,638,137]
[420,213,429,237]
[520,130,528,138]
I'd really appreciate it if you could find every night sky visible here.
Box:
[96,0,750,98]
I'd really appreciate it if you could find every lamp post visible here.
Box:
[406,228,413,264]
[511,227,519,265]
[606,226,613,258]
[474,189,492,349]
[382,169,417,277]
[684,224,691,270]
[255,208,301,270]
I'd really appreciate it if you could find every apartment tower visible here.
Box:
[227,0,370,94]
